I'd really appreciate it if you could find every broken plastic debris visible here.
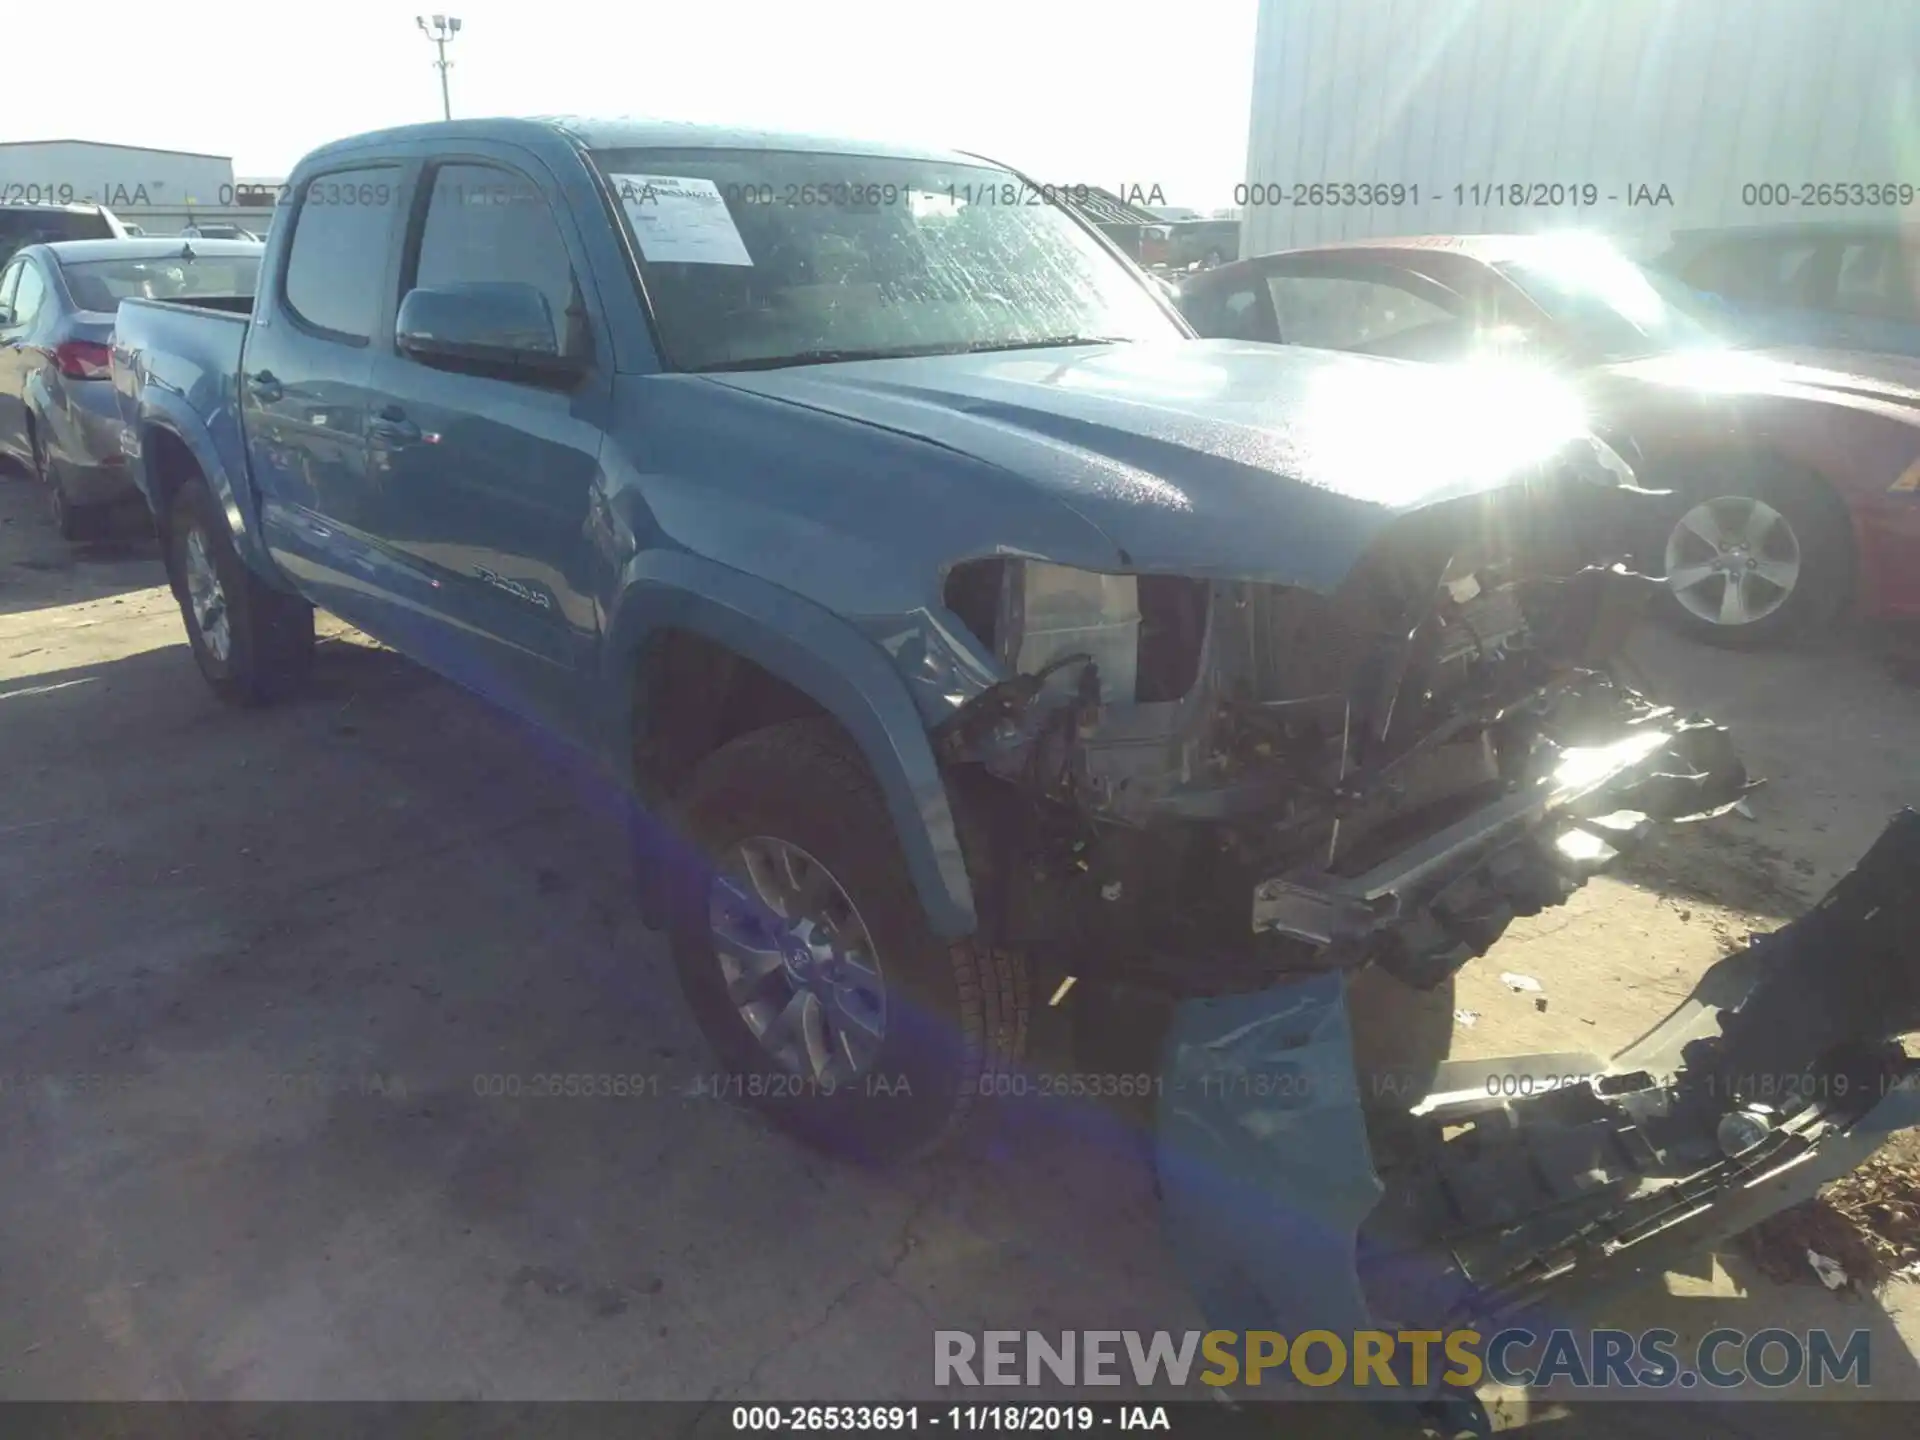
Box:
[1500,972,1543,993]
[1807,1250,1848,1290]
[1453,1009,1479,1028]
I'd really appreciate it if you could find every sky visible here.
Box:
[11,0,1260,210]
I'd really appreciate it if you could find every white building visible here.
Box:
[1240,0,1916,260]
[0,140,277,237]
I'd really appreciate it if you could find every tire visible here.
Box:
[668,718,1028,1163]
[1646,457,1850,649]
[166,478,316,705]
[30,427,105,542]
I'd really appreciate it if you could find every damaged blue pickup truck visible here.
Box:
[110,116,1920,1384]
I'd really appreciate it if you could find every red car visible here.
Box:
[1177,234,1920,647]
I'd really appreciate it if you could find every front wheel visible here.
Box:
[166,478,316,705]
[668,719,1029,1163]
[1649,461,1850,648]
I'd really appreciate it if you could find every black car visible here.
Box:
[0,202,127,268]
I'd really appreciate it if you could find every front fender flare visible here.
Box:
[603,549,978,939]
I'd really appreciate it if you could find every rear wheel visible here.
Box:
[668,718,1028,1162]
[166,478,315,705]
[1650,459,1850,648]
[30,425,105,542]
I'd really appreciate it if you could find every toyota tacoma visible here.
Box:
[109,118,1920,1365]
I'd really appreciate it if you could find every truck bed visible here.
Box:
[110,296,254,520]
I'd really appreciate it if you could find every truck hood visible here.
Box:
[701,339,1619,589]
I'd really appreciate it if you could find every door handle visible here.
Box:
[368,405,421,446]
[246,369,282,402]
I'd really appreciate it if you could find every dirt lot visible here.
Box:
[2,468,1917,1423]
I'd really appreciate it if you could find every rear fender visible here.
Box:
[128,388,282,585]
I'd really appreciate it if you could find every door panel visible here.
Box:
[363,157,609,734]
[244,163,408,631]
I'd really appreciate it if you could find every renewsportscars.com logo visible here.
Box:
[934,1327,1872,1390]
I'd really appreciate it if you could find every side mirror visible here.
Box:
[395,282,586,384]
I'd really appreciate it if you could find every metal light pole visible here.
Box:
[416,14,462,120]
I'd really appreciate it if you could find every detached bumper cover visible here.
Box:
[1158,809,1920,1388]
[1251,678,1753,988]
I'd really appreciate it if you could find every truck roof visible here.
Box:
[303,115,993,171]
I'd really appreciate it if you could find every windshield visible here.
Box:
[1494,241,1727,361]
[59,254,262,312]
[588,148,1184,371]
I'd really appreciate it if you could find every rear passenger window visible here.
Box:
[282,166,401,340]
[1833,239,1912,318]
[1703,240,1821,305]
[409,163,581,353]
[8,263,48,329]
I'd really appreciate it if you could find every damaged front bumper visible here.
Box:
[1157,809,1920,1387]
[1249,671,1753,989]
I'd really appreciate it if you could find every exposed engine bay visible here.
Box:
[934,444,1750,998]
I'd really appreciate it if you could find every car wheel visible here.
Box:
[1650,461,1849,648]
[31,430,105,542]
[166,478,316,705]
[668,718,1028,1163]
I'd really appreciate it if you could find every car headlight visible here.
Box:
[943,560,1142,704]
[1002,561,1140,704]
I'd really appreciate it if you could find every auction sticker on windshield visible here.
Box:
[609,174,754,266]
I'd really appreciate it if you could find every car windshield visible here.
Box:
[59,254,261,312]
[587,147,1183,371]
[1495,241,1728,361]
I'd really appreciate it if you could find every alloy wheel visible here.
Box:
[183,524,232,662]
[708,835,888,1087]
[1663,494,1801,628]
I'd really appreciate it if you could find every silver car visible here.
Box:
[0,238,261,538]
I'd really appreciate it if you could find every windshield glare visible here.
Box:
[589,148,1184,371]
[61,255,261,311]
[1495,243,1726,361]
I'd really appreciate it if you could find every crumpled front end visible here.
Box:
[1155,810,1920,1387]
[935,433,1747,1000]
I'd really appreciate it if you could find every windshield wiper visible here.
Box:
[698,344,970,372]
[957,336,1131,354]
